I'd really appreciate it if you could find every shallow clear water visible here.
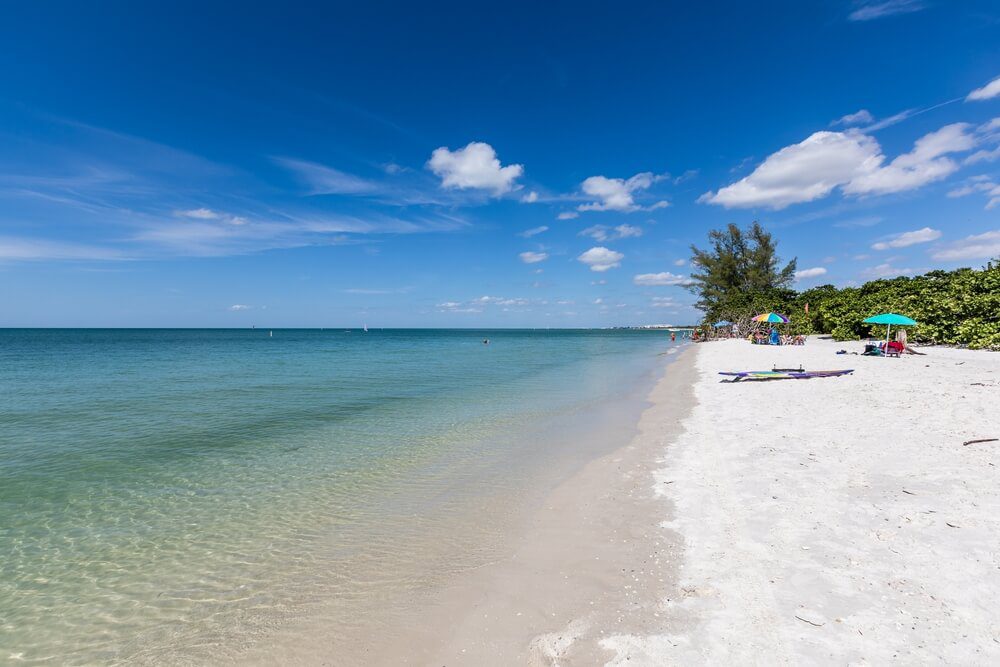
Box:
[0,328,676,663]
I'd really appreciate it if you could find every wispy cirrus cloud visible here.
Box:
[633,271,691,286]
[518,225,549,238]
[931,230,1000,261]
[518,251,549,264]
[0,236,129,262]
[848,0,925,22]
[274,157,379,195]
[579,224,643,242]
[871,226,941,250]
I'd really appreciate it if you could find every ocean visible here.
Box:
[0,328,679,663]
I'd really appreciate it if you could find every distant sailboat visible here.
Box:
[363,323,368,333]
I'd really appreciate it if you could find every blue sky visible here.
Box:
[1,0,998,327]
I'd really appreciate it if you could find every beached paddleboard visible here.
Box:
[719,369,853,382]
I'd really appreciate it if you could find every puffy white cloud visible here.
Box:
[557,211,579,220]
[794,266,828,280]
[967,75,1000,102]
[519,251,549,264]
[579,224,644,242]
[427,142,523,195]
[833,109,874,126]
[673,258,686,266]
[633,271,690,286]
[700,131,881,209]
[845,123,974,195]
[931,230,1000,261]
[702,124,976,209]
[848,0,924,21]
[871,227,942,250]
[578,172,667,212]
[577,246,624,272]
[519,225,548,238]
[228,304,251,311]
[521,190,539,203]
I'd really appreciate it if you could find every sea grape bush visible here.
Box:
[703,264,999,349]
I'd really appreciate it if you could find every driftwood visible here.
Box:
[963,438,999,446]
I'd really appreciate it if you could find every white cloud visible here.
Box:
[577,246,624,272]
[633,271,690,286]
[427,142,523,195]
[519,251,549,264]
[945,177,1000,209]
[673,258,686,266]
[651,296,679,309]
[833,109,874,126]
[228,304,251,311]
[794,266,828,280]
[0,236,127,261]
[519,225,548,238]
[931,230,1000,261]
[579,224,644,242]
[845,123,975,195]
[177,208,249,226]
[521,190,539,203]
[965,146,1000,165]
[274,157,378,194]
[701,124,976,209]
[967,75,1000,102]
[871,227,942,250]
[577,172,666,212]
[179,208,221,220]
[863,263,915,278]
[700,131,882,209]
[848,0,924,21]
[557,211,579,220]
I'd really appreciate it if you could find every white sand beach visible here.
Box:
[603,336,1000,665]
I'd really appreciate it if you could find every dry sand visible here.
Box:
[604,336,1000,665]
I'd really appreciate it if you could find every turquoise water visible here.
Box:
[0,328,676,663]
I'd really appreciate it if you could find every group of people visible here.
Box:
[749,328,805,346]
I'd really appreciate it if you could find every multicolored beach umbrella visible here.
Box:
[751,312,789,323]
[863,313,917,346]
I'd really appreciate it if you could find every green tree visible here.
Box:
[687,222,797,322]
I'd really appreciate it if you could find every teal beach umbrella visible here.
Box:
[863,312,917,346]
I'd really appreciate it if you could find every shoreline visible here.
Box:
[239,343,696,665]
[409,344,698,665]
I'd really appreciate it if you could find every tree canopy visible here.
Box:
[688,224,999,350]
[687,222,797,322]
